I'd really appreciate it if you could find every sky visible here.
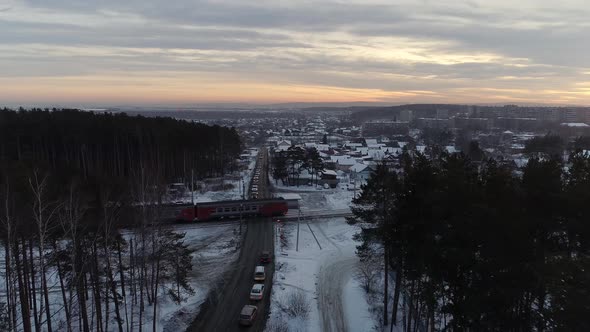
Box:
[1,0,590,107]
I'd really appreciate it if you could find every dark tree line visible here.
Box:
[270,146,324,186]
[0,108,241,181]
[350,150,590,331]
[0,108,240,331]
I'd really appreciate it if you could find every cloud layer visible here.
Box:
[1,0,589,106]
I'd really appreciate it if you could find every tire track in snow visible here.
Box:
[318,257,357,332]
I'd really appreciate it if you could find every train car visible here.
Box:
[176,198,288,222]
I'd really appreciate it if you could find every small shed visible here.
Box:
[273,193,301,209]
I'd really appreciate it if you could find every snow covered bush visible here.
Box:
[266,319,289,332]
[284,290,310,318]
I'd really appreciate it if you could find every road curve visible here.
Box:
[317,257,357,332]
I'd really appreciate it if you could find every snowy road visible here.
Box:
[318,257,357,332]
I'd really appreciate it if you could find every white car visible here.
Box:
[250,284,265,301]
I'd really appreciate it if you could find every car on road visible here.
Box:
[254,266,266,281]
[239,305,258,326]
[249,284,265,301]
[259,251,271,264]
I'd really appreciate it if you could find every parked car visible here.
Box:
[239,305,258,326]
[250,284,265,301]
[254,266,265,281]
[259,251,271,264]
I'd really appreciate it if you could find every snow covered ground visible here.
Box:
[267,217,378,332]
[156,223,241,331]
[0,222,241,332]
[169,149,259,204]
[272,179,356,212]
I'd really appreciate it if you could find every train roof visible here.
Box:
[195,198,285,207]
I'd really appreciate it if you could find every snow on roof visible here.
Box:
[346,142,363,147]
[331,155,357,165]
[274,193,302,200]
[445,146,459,154]
[383,147,402,156]
[322,170,338,176]
[416,145,426,153]
[317,144,330,151]
[365,139,378,145]
[561,122,590,127]
[277,139,292,146]
[356,147,369,154]
[351,163,370,173]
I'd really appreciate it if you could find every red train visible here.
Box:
[176,198,288,222]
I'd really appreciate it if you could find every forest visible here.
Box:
[0,108,241,331]
[351,150,590,331]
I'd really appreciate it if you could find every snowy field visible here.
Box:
[266,217,378,332]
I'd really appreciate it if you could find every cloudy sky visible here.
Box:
[1,0,590,106]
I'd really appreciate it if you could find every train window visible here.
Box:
[231,207,237,212]
[217,207,223,213]
[250,205,257,211]
[224,207,230,212]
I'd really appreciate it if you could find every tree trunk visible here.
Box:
[91,242,103,332]
[117,239,130,332]
[27,240,39,331]
[14,241,32,332]
[383,247,389,326]
[4,234,14,332]
[54,241,71,332]
[392,256,402,326]
[152,252,162,332]
[106,240,124,332]
[39,240,53,332]
[407,280,415,332]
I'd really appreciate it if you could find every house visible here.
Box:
[276,139,292,151]
[320,170,339,188]
[330,155,356,171]
[350,163,373,181]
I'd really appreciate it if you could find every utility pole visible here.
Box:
[191,168,194,205]
[296,209,301,251]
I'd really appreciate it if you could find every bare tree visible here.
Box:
[355,254,383,294]
[29,170,60,332]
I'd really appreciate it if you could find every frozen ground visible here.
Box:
[272,180,356,212]
[170,150,258,204]
[267,217,378,332]
[157,223,241,331]
[0,222,241,332]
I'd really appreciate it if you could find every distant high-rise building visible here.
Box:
[399,109,413,122]
[564,108,578,123]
